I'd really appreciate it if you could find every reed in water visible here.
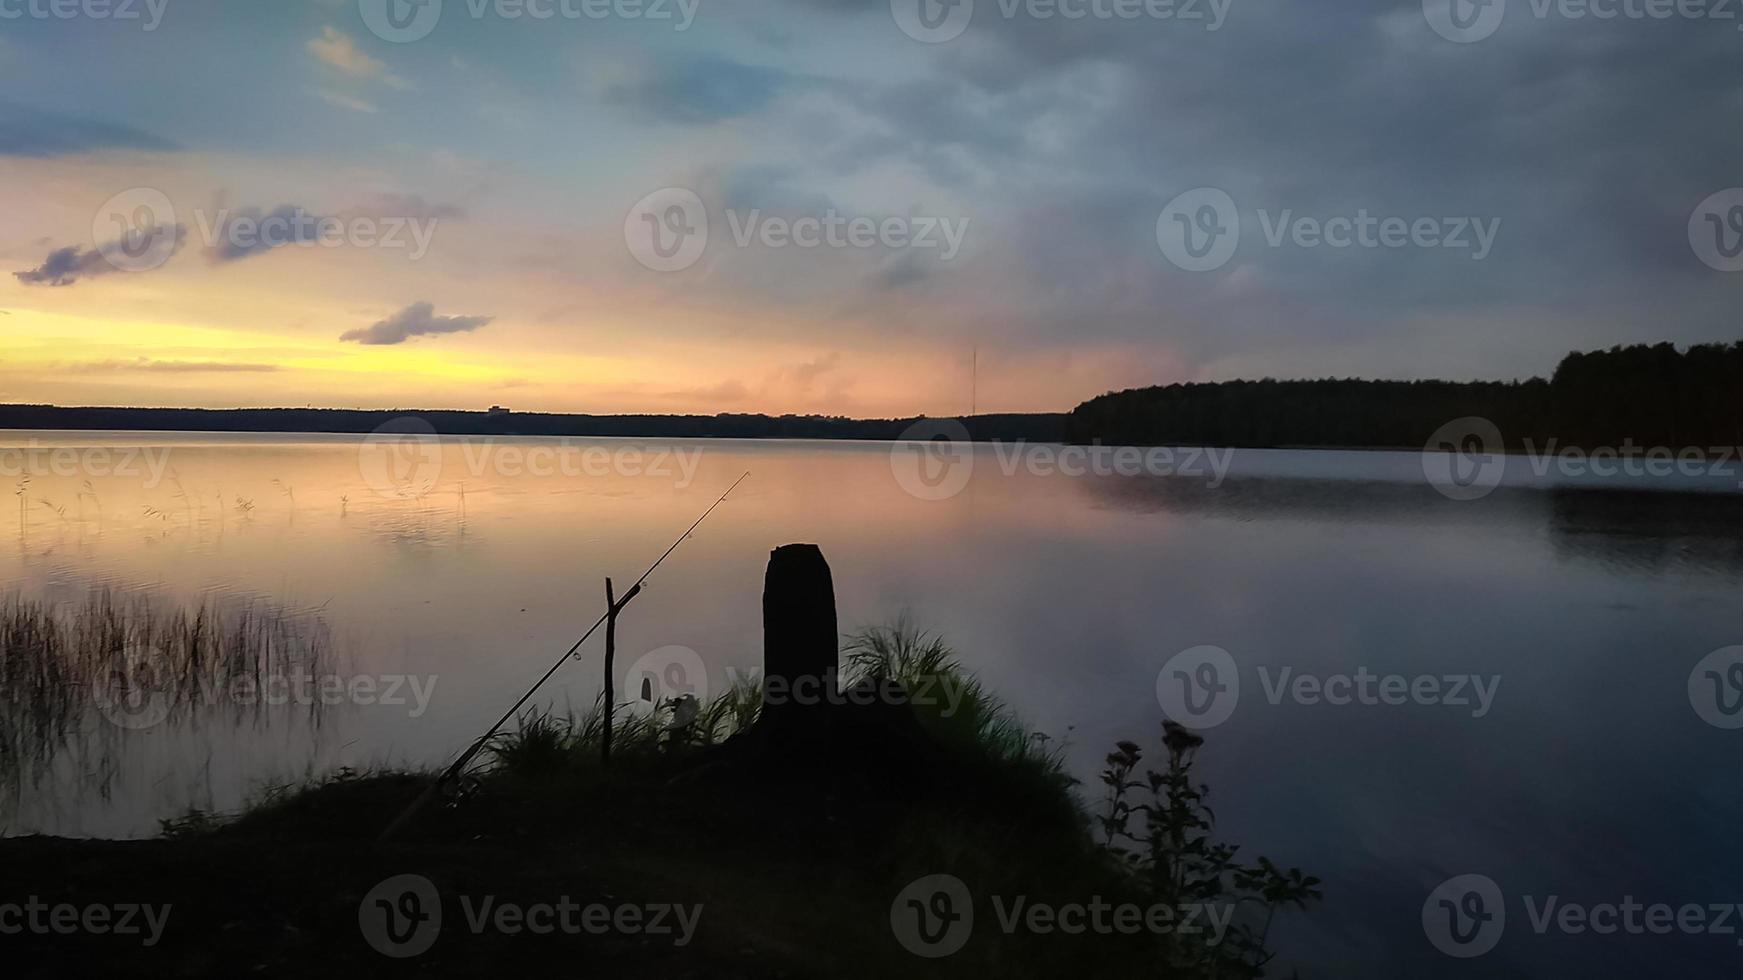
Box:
[0,590,333,812]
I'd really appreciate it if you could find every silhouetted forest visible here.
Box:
[1068,342,1743,450]
[0,405,1065,443]
[13,341,1742,452]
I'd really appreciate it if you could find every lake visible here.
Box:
[2,430,1740,977]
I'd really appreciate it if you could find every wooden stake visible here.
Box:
[376,473,744,843]
[603,577,617,768]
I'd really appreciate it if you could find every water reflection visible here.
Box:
[1076,469,1743,575]
[0,588,336,836]
[1544,487,1743,574]
[2,434,1741,975]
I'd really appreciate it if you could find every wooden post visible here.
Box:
[761,544,838,732]
[602,577,617,768]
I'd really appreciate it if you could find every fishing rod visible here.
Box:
[378,471,750,843]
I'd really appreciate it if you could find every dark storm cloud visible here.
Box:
[339,302,494,345]
[775,0,1743,373]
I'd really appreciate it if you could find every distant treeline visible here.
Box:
[0,404,1066,443]
[1068,342,1743,450]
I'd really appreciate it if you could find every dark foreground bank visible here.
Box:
[1,620,1316,980]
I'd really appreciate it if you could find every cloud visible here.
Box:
[871,250,934,291]
[205,205,330,263]
[14,228,188,287]
[669,380,750,403]
[72,358,280,373]
[340,302,494,345]
[348,193,465,221]
[0,103,178,157]
[316,89,378,114]
[594,56,791,124]
[740,0,1743,384]
[308,27,410,89]
[194,196,456,264]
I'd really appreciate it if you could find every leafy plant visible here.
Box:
[1099,722,1321,977]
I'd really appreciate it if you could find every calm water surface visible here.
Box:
[3,431,1740,977]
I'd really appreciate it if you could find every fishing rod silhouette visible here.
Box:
[378,471,750,843]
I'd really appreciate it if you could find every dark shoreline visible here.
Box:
[7,406,1743,469]
[0,404,1067,443]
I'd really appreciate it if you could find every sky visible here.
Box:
[0,0,1738,416]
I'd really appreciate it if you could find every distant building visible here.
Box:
[487,405,510,416]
